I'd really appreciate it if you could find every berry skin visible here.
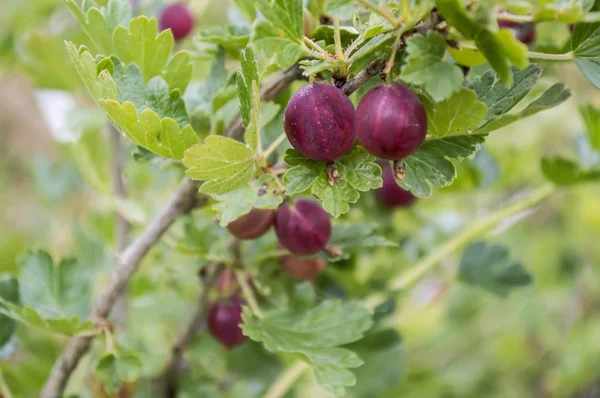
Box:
[208,296,247,349]
[158,4,195,40]
[275,199,332,255]
[227,208,276,240]
[355,83,427,161]
[284,82,356,162]
[377,165,417,208]
[280,255,326,281]
[498,20,535,45]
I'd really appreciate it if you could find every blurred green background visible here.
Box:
[2,0,600,397]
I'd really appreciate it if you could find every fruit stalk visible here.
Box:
[236,270,264,319]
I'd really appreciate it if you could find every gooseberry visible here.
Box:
[275,199,332,255]
[158,4,195,40]
[207,296,247,349]
[226,208,276,240]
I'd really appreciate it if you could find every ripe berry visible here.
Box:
[275,199,332,255]
[377,165,417,208]
[284,83,356,162]
[208,296,247,349]
[498,20,535,45]
[356,83,427,161]
[227,208,276,240]
[158,4,195,40]
[280,255,326,280]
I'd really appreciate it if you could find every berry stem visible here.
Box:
[365,184,555,310]
[264,360,310,398]
[236,270,264,319]
[383,31,403,79]
[356,0,398,27]
[263,132,287,159]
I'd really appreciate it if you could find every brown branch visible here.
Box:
[40,64,305,398]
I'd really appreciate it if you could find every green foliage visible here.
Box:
[459,241,533,297]
[541,156,600,185]
[327,223,396,262]
[183,136,256,194]
[255,0,304,43]
[237,46,260,128]
[241,300,373,396]
[0,276,19,351]
[401,32,464,101]
[573,23,600,88]
[95,353,142,394]
[424,88,488,136]
[196,25,250,58]
[283,145,383,218]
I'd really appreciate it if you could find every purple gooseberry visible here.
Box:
[498,20,535,45]
[275,199,332,255]
[207,296,247,349]
[226,208,276,240]
[284,82,356,162]
[158,4,195,40]
[280,255,327,281]
[355,83,427,161]
[377,165,417,208]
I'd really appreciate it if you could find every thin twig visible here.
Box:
[40,63,307,398]
[264,361,310,398]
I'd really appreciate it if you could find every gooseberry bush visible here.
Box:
[3,0,600,396]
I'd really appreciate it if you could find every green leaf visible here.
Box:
[426,88,488,137]
[400,134,487,197]
[17,250,90,319]
[162,51,193,94]
[348,32,393,62]
[327,223,396,262]
[572,23,600,58]
[459,241,533,297]
[113,16,174,82]
[100,100,198,160]
[212,175,284,226]
[541,156,600,185]
[96,353,142,394]
[241,300,373,397]
[475,83,571,134]
[196,25,250,58]
[183,136,256,194]
[236,46,260,128]
[400,32,464,101]
[467,64,542,120]
[255,0,304,42]
[66,42,118,102]
[282,145,383,218]
[579,104,600,151]
[0,276,19,350]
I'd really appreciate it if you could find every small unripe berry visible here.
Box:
[284,83,356,162]
[356,83,427,161]
[377,165,417,208]
[207,296,247,349]
[498,20,535,45]
[280,255,326,281]
[275,199,332,255]
[226,208,276,240]
[158,4,195,40]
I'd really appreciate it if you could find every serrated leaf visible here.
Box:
[327,223,396,262]
[574,57,600,89]
[196,25,250,58]
[400,32,463,101]
[467,64,542,120]
[241,300,373,397]
[113,16,174,82]
[400,134,487,197]
[282,146,383,218]
[348,32,393,62]
[213,175,284,226]
[18,250,91,319]
[541,156,600,185]
[100,100,198,159]
[255,0,304,42]
[183,136,256,194]
[475,83,571,134]
[572,23,600,58]
[579,104,600,151]
[64,0,124,54]
[96,353,142,394]
[426,88,488,137]
[300,59,346,77]
[66,42,118,102]
[237,46,260,128]
[162,51,193,94]
[459,241,532,297]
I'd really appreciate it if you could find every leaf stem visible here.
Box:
[263,133,288,159]
[459,42,574,61]
[303,36,332,59]
[264,360,310,398]
[333,17,345,61]
[387,184,555,292]
[356,0,398,26]
[236,270,264,319]
[384,31,403,79]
